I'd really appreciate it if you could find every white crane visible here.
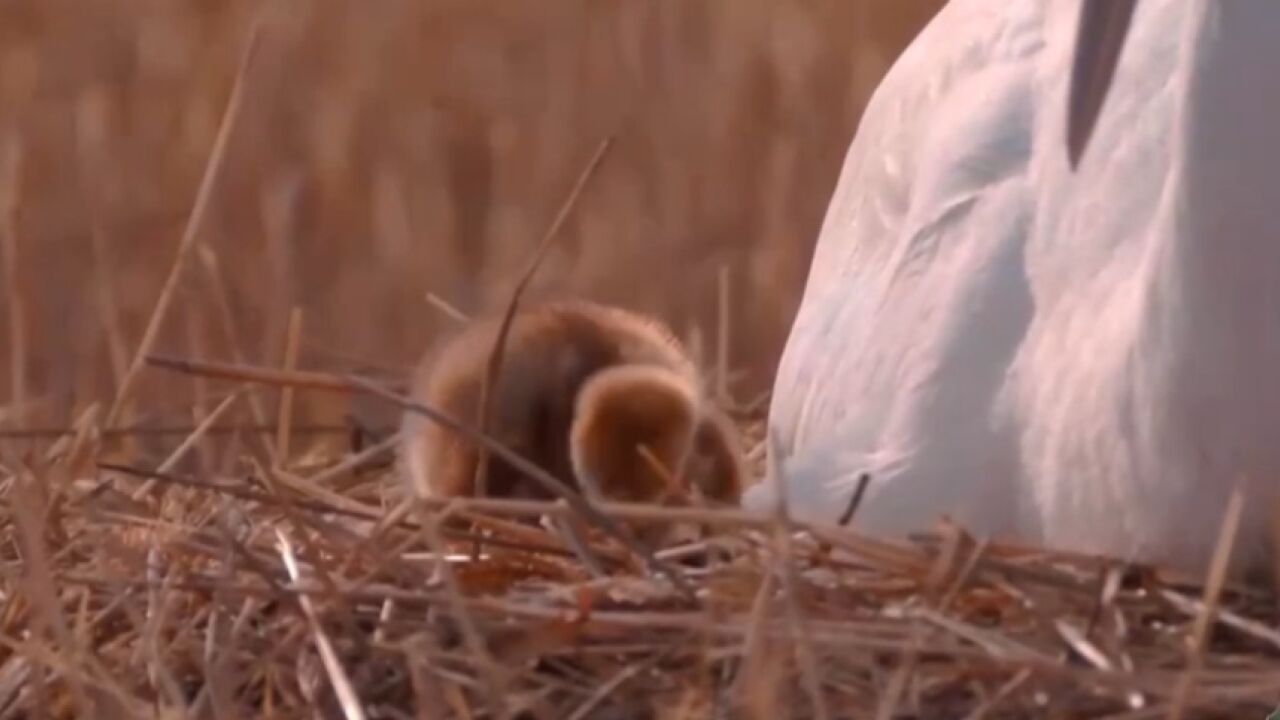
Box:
[748,0,1280,576]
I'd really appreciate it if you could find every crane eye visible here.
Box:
[1066,0,1139,169]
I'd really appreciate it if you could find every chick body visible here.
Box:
[400,301,744,514]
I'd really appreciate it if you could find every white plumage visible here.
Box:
[750,0,1280,575]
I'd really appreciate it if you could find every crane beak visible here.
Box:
[1066,0,1139,169]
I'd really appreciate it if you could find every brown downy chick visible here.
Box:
[568,363,745,544]
[400,301,745,543]
[569,364,744,505]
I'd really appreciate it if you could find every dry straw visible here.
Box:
[3,391,1279,717]
[4,345,1274,718]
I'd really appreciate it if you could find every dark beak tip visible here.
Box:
[1065,0,1139,169]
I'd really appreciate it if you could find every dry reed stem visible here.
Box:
[276,530,368,720]
[549,512,609,579]
[414,506,512,719]
[183,305,217,475]
[472,136,615,503]
[874,623,921,720]
[1158,589,1280,652]
[403,633,451,720]
[815,472,871,560]
[194,244,278,455]
[89,227,130,406]
[734,564,779,716]
[305,430,400,488]
[138,557,187,711]
[104,453,932,565]
[766,431,831,720]
[147,354,363,393]
[104,22,263,428]
[565,651,667,720]
[960,667,1033,720]
[198,610,240,720]
[0,422,365,441]
[425,293,471,324]
[130,391,241,501]
[275,307,304,464]
[259,464,387,655]
[636,445,691,506]
[10,467,94,716]
[1167,486,1245,720]
[716,264,731,405]
[1,137,25,425]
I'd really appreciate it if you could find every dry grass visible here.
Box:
[5,381,1280,717]
[7,2,1279,718]
[0,0,939,436]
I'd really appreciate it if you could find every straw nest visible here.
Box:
[3,373,1279,720]
[17,3,1271,718]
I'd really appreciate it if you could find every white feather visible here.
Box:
[753,0,1280,575]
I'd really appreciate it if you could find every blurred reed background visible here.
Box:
[0,0,940,446]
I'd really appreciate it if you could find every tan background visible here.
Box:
[0,0,940,436]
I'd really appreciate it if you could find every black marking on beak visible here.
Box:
[1066,0,1139,169]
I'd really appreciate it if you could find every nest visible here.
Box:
[3,400,1280,720]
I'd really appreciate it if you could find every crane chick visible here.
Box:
[400,301,745,544]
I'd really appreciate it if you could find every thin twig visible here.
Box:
[414,506,510,719]
[565,651,667,720]
[146,355,360,393]
[105,21,263,428]
[1167,487,1245,720]
[276,531,368,720]
[1,137,25,424]
[716,264,731,405]
[960,667,1033,720]
[130,391,241,501]
[815,473,871,560]
[0,422,380,440]
[424,293,470,324]
[838,473,871,527]
[472,136,614,501]
[89,223,130,400]
[275,307,304,463]
[766,431,830,720]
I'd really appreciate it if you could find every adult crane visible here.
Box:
[750,0,1280,576]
